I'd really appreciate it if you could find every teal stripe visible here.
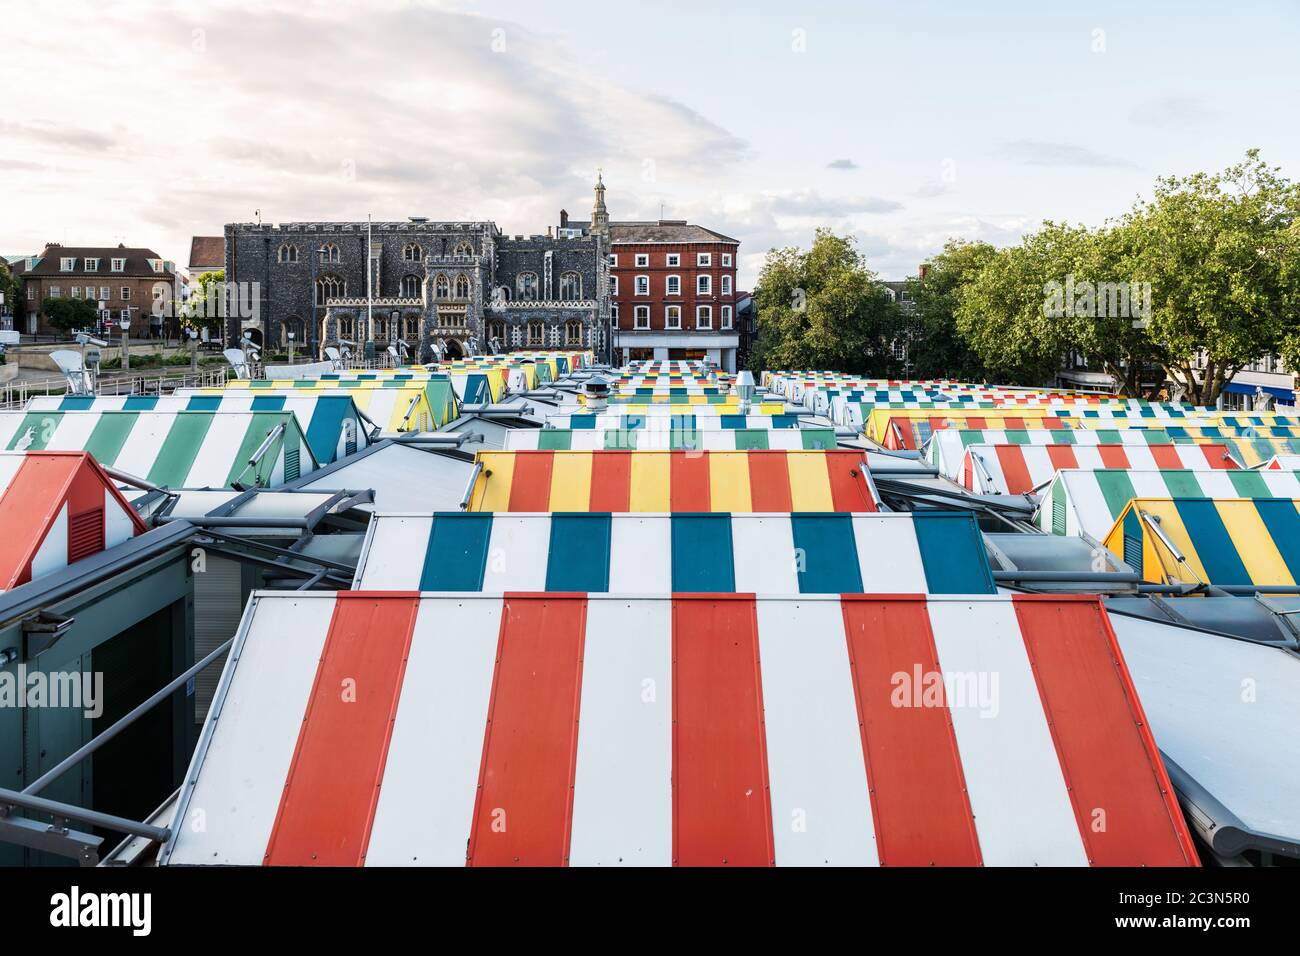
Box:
[1171,499,1251,585]
[790,514,862,593]
[304,396,351,463]
[671,514,735,592]
[912,512,995,593]
[1252,500,1300,582]
[250,396,287,411]
[59,396,95,410]
[545,514,611,591]
[419,513,492,590]
[185,396,222,411]
[122,396,159,410]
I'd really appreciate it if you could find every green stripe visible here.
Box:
[1095,470,1138,521]
[734,429,770,450]
[1159,470,1204,497]
[148,413,215,486]
[5,412,61,450]
[224,413,291,487]
[800,428,836,450]
[84,412,139,466]
[1227,470,1272,497]
[537,430,572,450]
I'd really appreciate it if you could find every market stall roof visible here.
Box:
[465,450,881,512]
[959,443,1234,495]
[29,393,369,465]
[1109,611,1300,860]
[189,379,459,433]
[541,413,814,430]
[286,439,474,512]
[0,409,318,490]
[1104,497,1300,587]
[503,427,839,451]
[0,451,145,591]
[352,512,995,593]
[1038,468,1300,541]
[160,591,1194,867]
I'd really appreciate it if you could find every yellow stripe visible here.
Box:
[628,452,671,511]
[1215,499,1295,585]
[786,451,834,510]
[708,452,752,512]
[472,452,515,511]
[1132,499,1210,585]
[548,452,593,510]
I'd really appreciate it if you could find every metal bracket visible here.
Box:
[22,610,75,657]
[0,812,103,866]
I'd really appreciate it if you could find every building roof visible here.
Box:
[0,451,145,592]
[1038,468,1300,541]
[504,426,838,450]
[1110,610,1300,859]
[188,236,224,271]
[11,244,174,278]
[960,442,1235,496]
[608,220,739,244]
[465,449,882,512]
[0,409,318,490]
[352,511,994,593]
[158,591,1195,866]
[1106,496,1300,587]
[28,393,372,466]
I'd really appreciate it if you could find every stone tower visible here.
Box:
[590,171,610,240]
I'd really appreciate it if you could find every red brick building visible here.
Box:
[558,179,741,370]
[10,243,176,336]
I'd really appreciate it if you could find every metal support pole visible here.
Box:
[0,787,170,843]
[23,638,235,796]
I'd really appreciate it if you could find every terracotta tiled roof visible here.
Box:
[188,236,225,271]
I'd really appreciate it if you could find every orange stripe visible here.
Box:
[825,451,876,511]
[670,451,712,511]
[994,445,1034,494]
[507,451,555,511]
[747,451,793,511]
[1043,417,1065,430]
[1012,597,1198,866]
[1203,444,1233,469]
[1097,446,1129,469]
[841,597,981,866]
[672,596,774,866]
[1044,445,1079,471]
[264,593,419,866]
[468,594,586,866]
[588,451,631,512]
[1147,445,1182,469]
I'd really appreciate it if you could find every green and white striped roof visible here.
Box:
[26,393,368,465]
[0,409,319,490]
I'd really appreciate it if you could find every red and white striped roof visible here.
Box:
[0,451,146,592]
[959,443,1235,495]
[162,591,1196,867]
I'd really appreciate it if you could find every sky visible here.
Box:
[2,0,1297,287]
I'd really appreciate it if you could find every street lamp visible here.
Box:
[119,313,131,371]
[188,327,199,371]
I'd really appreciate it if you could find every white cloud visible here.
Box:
[0,0,746,260]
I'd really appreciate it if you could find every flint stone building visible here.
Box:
[223,181,611,361]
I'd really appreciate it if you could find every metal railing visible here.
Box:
[0,366,230,408]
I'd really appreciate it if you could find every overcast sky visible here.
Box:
[2,0,1297,286]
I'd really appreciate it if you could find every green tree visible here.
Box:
[954,222,1086,386]
[181,269,226,336]
[906,240,997,380]
[1127,150,1299,405]
[0,261,20,323]
[41,296,98,335]
[750,229,901,374]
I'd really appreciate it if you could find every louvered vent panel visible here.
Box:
[68,509,104,563]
